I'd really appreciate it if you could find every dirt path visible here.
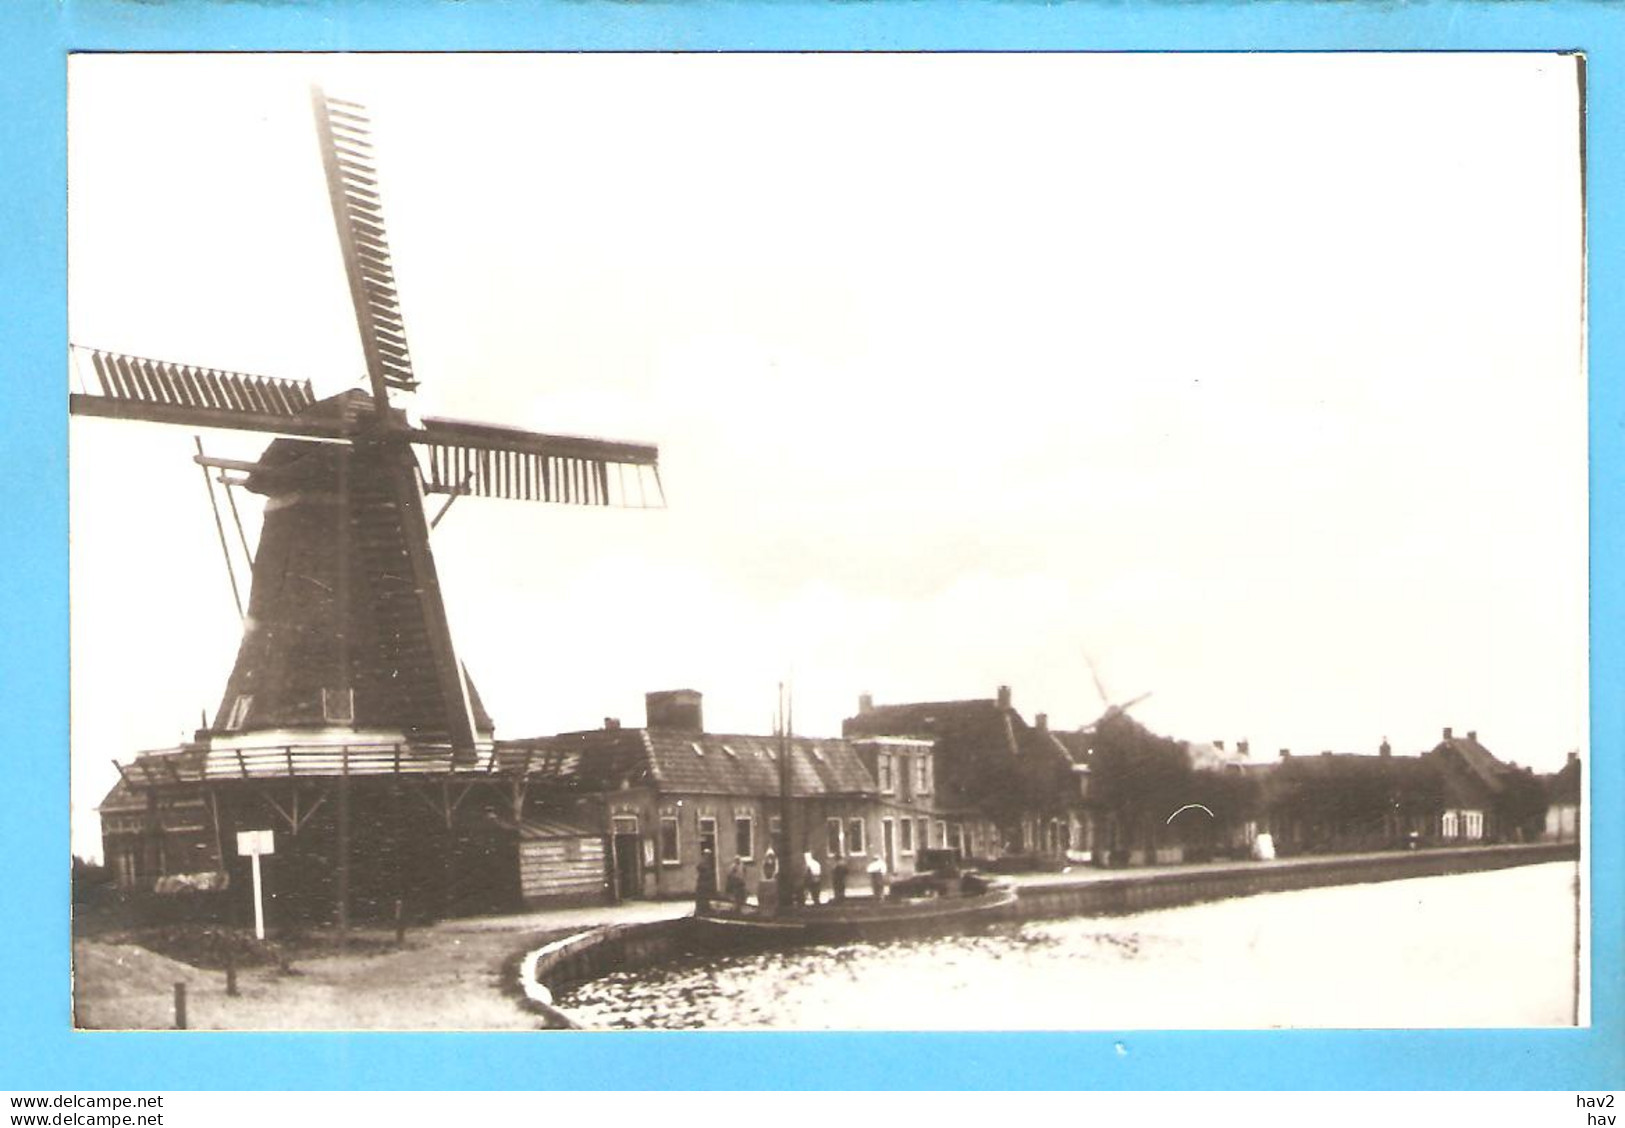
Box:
[73,901,690,1031]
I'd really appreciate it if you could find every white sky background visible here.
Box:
[68,53,1586,860]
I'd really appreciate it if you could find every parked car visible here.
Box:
[889,849,994,899]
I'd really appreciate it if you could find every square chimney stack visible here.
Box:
[646,689,704,733]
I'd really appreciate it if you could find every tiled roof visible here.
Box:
[1433,734,1511,794]
[1271,752,1437,782]
[505,728,875,797]
[1545,758,1582,803]
[844,699,1020,758]
[1045,729,1092,767]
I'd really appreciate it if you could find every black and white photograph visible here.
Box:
[68,51,1587,1031]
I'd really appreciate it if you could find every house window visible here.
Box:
[847,818,866,855]
[878,754,893,793]
[916,757,930,794]
[900,818,914,854]
[225,694,253,731]
[899,757,912,801]
[826,818,844,857]
[1442,811,1459,839]
[1465,811,1483,840]
[322,687,354,724]
[934,820,947,849]
[735,815,754,861]
[659,815,680,865]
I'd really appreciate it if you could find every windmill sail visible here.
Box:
[416,418,663,507]
[69,350,341,440]
[311,86,419,406]
[75,87,665,772]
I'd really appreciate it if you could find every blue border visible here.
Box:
[3,0,1620,1091]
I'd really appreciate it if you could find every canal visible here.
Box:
[554,860,1581,1029]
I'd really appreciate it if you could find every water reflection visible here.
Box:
[554,862,1578,1029]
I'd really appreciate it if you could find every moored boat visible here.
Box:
[692,882,1018,947]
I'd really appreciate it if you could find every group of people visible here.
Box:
[696,847,890,910]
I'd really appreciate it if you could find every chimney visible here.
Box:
[1237,740,1250,757]
[1035,713,1049,734]
[996,685,1012,711]
[604,717,621,730]
[1279,748,1291,759]
[1442,726,1453,741]
[1214,739,1226,751]
[1568,751,1579,765]
[1379,737,1391,758]
[645,689,704,733]
[858,693,874,715]
[1467,730,1477,743]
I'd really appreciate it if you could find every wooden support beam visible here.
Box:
[336,747,350,948]
[261,791,296,831]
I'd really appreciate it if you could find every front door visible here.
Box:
[698,817,719,886]
[611,815,643,900]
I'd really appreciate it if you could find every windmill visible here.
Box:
[76,86,666,921]
[1083,653,1152,726]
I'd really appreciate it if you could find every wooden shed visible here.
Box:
[513,818,611,908]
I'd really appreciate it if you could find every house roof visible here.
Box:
[1271,751,1437,783]
[1432,733,1512,794]
[1044,729,1092,768]
[503,728,876,798]
[844,698,1021,759]
[1545,757,1582,804]
[99,747,210,812]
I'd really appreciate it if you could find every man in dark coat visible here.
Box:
[695,848,718,909]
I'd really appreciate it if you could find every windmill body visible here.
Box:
[210,391,496,747]
[77,86,663,919]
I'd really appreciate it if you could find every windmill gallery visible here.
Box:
[79,87,1581,931]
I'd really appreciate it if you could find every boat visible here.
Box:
[691,881,1019,947]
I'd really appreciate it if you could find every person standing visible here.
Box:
[695,847,718,910]
[802,851,823,906]
[725,857,748,910]
[867,853,887,900]
[832,857,849,903]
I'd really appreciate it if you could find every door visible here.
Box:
[698,817,719,887]
[611,815,642,900]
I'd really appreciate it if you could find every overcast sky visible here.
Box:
[68,53,1586,859]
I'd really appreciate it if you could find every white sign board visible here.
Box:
[236,829,275,856]
[235,829,275,939]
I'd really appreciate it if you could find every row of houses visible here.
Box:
[98,683,1584,916]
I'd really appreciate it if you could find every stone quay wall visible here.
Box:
[521,841,1578,1026]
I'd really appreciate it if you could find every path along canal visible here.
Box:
[554,860,1581,1029]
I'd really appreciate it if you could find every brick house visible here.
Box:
[842,686,1084,861]
[506,690,935,901]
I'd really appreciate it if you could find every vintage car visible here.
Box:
[888,848,996,899]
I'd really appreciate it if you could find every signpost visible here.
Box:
[236,829,275,940]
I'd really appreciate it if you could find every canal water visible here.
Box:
[554,861,1581,1029]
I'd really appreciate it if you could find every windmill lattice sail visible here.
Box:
[419,421,664,508]
[312,87,419,402]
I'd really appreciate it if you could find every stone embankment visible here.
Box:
[520,841,1579,1027]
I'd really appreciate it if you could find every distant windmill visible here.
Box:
[1083,653,1152,726]
[72,86,665,761]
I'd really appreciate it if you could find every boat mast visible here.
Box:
[777,681,794,914]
